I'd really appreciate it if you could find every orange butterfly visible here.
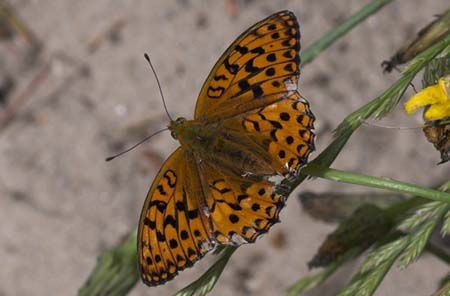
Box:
[138,10,315,286]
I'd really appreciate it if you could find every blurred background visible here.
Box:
[1,0,450,295]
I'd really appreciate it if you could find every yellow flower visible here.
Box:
[404,75,450,121]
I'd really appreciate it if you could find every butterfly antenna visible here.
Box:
[144,53,173,121]
[409,81,418,93]
[362,120,425,130]
[105,128,169,161]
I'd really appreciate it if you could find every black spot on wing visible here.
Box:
[207,86,225,98]
[144,217,156,229]
[214,74,228,81]
[157,185,167,196]
[235,44,249,54]
[238,79,250,91]
[283,50,293,58]
[180,230,189,240]
[229,214,239,224]
[187,210,199,219]
[150,200,167,213]
[280,112,290,121]
[218,187,232,194]
[286,136,294,145]
[164,170,177,188]
[169,239,178,249]
[252,203,260,211]
[243,118,261,132]
[244,58,261,73]
[176,201,185,211]
[252,85,263,98]
[272,81,281,87]
[284,63,294,72]
[164,215,177,228]
[156,231,165,242]
[237,194,249,203]
[265,67,275,76]
[266,53,276,62]
[269,120,282,129]
[224,57,239,74]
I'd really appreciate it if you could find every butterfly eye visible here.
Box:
[176,117,186,124]
[171,131,178,139]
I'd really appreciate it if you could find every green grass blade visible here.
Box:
[301,0,394,65]
[286,248,362,296]
[173,247,237,296]
[78,231,139,296]
[301,165,450,204]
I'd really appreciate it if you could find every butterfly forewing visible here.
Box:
[138,148,214,286]
[194,10,301,121]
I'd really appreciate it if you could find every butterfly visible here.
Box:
[137,10,315,286]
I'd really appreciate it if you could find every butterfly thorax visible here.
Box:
[168,117,219,149]
[168,117,276,177]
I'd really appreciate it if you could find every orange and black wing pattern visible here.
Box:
[223,91,315,176]
[194,10,301,121]
[198,160,286,245]
[137,148,214,286]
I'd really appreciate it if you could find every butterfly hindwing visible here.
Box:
[138,148,214,286]
[199,161,285,244]
[194,10,301,121]
[223,91,315,176]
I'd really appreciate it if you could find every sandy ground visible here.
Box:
[1,0,450,295]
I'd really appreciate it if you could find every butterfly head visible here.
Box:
[168,117,187,140]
